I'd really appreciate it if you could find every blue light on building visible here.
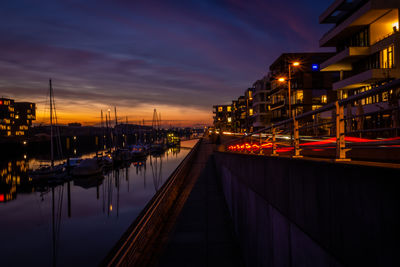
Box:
[312,64,319,71]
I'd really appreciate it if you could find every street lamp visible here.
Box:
[288,61,300,118]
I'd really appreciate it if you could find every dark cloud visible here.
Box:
[0,0,333,125]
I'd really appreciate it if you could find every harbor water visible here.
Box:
[0,139,198,266]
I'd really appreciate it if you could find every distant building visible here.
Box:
[319,0,400,132]
[243,88,254,132]
[0,98,15,136]
[213,104,232,132]
[267,53,337,123]
[0,98,35,137]
[252,77,271,131]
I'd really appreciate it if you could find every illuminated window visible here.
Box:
[295,90,303,104]
[312,105,322,110]
[227,106,232,112]
[380,45,394,68]
[15,115,19,119]
[218,107,223,112]
[4,119,10,124]
[227,117,232,123]
[249,109,253,116]
[0,125,5,130]
[340,91,348,100]
[382,92,389,101]
[7,131,11,136]
[321,95,327,104]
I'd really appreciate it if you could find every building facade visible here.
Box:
[319,0,400,133]
[212,104,233,132]
[252,77,271,131]
[267,53,337,123]
[0,98,36,137]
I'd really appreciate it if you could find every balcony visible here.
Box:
[370,31,400,53]
[332,68,400,90]
[269,100,285,111]
[252,100,268,108]
[319,0,362,24]
[320,47,370,71]
[319,1,393,47]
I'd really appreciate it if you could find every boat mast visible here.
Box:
[49,79,54,168]
[101,110,104,149]
[114,106,118,149]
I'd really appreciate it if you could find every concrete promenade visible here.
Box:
[157,141,244,267]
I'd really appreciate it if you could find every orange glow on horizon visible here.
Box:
[33,102,212,127]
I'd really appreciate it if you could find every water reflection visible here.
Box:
[0,139,198,266]
[0,159,30,203]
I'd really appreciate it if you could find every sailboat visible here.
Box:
[30,79,66,181]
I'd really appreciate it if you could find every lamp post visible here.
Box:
[278,61,300,118]
[288,61,300,118]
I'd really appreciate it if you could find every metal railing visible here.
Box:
[225,79,400,162]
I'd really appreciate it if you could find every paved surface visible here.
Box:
[158,142,244,267]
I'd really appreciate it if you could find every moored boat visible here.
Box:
[71,158,103,177]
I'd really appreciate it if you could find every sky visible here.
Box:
[0,0,333,127]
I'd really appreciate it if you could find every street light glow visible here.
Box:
[278,77,285,82]
[292,61,300,66]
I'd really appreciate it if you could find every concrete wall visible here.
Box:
[214,152,400,267]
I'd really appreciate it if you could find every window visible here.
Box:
[380,45,394,68]
[249,109,253,116]
[312,105,322,110]
[382,92,389,101]
[321,95,327,104]
[295,90,303,104]
[340,91,348,100]
[227,117,232,123]
[227,106,232,112]
[218,107,223,112]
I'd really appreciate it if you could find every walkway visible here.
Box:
[157,141,244,267]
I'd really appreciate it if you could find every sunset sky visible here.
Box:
[0,0,332,127]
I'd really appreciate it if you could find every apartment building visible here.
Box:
[0,98,36,137]
[267,53,337,123]
[319,0,400,132]
[252,77,271,131]
[212,104,232,132]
